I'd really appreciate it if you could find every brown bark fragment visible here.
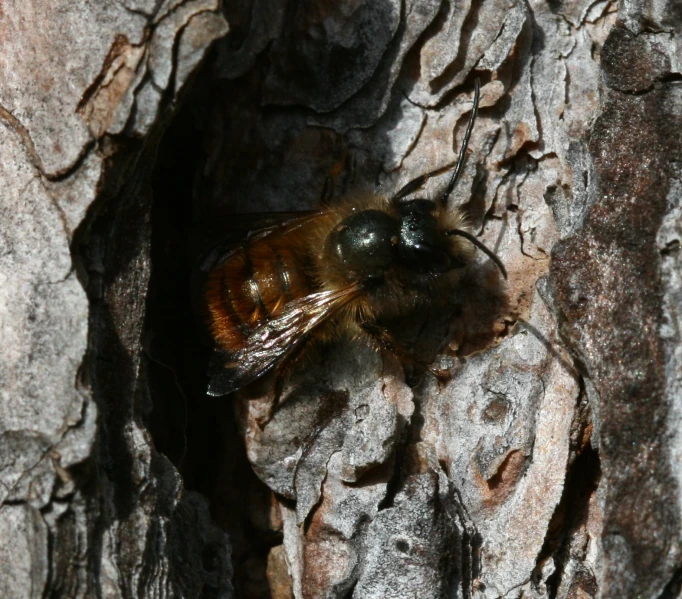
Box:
[550,23,682,597]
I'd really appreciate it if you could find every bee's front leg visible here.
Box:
[257,340,312,429]
[360,322,450,386]
[392,164,453,203]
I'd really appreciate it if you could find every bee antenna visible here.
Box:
[446,228,507,279]
[440,78,481,208]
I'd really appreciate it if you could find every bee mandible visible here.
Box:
[202,79,506,409]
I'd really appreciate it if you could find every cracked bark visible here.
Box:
[1,0,681,598]
[0,1,232,597]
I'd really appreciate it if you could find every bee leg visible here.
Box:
[257,342,311,429]
[320,176,334,204]
[256,372,286,429]
[256,369,289,429]
[361,322,449,385]
[392,164,454,203]
[256,379,282,429]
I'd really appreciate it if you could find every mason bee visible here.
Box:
[203,80,506,406]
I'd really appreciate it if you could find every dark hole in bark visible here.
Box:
[538,442,601,597]
[146,83,278,598]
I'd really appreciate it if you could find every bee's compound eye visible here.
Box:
[327,210,400,275]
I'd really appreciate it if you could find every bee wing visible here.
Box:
[207,284,361,396]
[193,211,323,272]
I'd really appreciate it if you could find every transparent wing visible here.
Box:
[207,284,361,396]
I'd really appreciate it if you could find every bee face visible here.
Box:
[396,200,453,274]
[324,199,470,286]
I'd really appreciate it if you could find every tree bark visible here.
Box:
[1,0,681,598]
[0,1,232,597]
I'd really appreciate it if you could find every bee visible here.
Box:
[202,79,506,411]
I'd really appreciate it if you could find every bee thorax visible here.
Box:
[325,209,400,281]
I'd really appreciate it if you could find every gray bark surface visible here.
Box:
[0,1,232,597]
[1,0,681,598]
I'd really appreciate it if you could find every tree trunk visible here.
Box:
[1,1,681,598]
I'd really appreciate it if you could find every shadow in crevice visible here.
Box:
[146,90,282,598]
[659,563,682,599]
[71,70,236,599]
[532,378,601,598]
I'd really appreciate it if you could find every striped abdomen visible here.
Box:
[205,228,315,352]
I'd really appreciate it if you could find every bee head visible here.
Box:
[396,200,458,274]
[326,209,400,283]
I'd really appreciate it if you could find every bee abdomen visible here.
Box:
[206,236,312,351]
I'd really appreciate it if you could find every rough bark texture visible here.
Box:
[1,0,681,598]
[0,1,232,597]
